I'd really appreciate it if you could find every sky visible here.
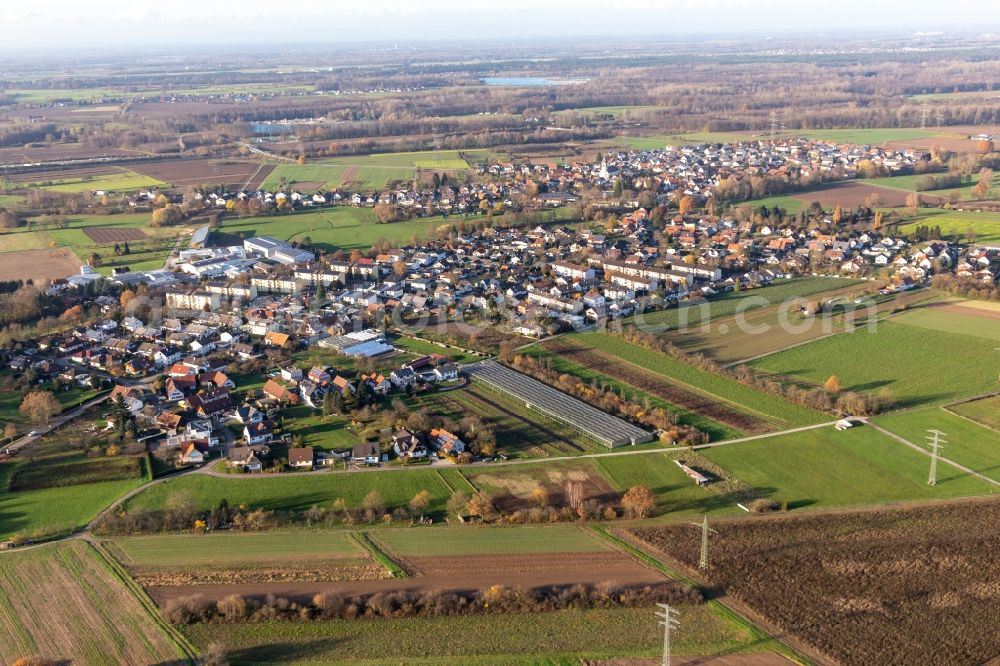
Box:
[2,0,999,50]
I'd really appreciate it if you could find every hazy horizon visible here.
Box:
[4,0,999,52]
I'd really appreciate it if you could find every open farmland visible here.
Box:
[132,158,260,190]
[628,276,861,330]
[629,499,1000,665]
[183,604,760,666]
[891,300,1000,341]
[82,225,147,243]
[898,209,1000,245]
[0,247,81,282]
[218,207,455,252]
[793,179,917,207]
[466,360,653,447]
[569,332,826,428]
[950,395,1000,430]
[124,467,454,518]
[662,289,931,365]
[0,454,149,541]
[873,407,1000,483]
[373,524,606,557]
[544,336,787,435]
[0,541,187,664]
[27,167,169,193]
[751,320,1000,408]
[701,425,993,509]
[103,531,392,587]
[149,522,670,607]
[260,150,494,190]
[368,524,666,586]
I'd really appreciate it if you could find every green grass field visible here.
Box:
[627,276,860,330]
[392,336,480,364]
[574,332,827,428]
[519,343,739,441]
[280,406,359,451]
[950,395,1000,430]
[125,468,454,518]
[374,524,607,556]
[219,208,458,252]
[0,194,25,209]
[751,320,1000,408]
[183,605,753,665]
[30,170,169,194]
[260,150,495,190]
[898,209,1000,244]
[892,304,1000,342]
[703,425,994,509]
[0,456,149,540]
[867,171,1000,200]
[104,531,364,566]
[594,454,723,513]
[873,408,1000,483]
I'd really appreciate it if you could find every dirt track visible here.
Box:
[543,338,772,434]
[147,551,665,605]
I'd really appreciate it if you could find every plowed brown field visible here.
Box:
[148,550,665,606]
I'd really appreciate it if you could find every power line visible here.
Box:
[655,603,681,666]
[926,429,948,486]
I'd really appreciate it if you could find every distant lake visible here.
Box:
[481,77,586,87]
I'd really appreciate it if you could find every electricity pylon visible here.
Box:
[690,515,717,570]
[926,429,948,486]
[655,603,680,666]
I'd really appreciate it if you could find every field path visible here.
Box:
[865,419,1000,488]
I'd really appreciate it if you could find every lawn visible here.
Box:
[104,531,364,566]
[574,332,826,428]
[703,424,994,509]
[0,541,186,664]
[751,320,1000,408]
[281,406,360,451]
[182,605,753,665]
[392,335,480,364]
[873,408,1000,483]
[125,468,454,518]
[373,524,607,557]
[898,209,1000,245]
[950,395,1000,430]
[0,456,149,541]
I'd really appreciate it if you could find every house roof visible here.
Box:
[264,331,290,346]
[288,447,314,464]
